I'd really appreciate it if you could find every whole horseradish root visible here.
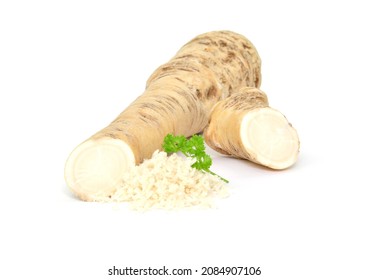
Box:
[204,87,299,169]
[65,31,262,201]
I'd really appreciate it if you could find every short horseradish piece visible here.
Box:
[204,87,299,169]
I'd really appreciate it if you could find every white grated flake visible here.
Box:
[100,151,228,210]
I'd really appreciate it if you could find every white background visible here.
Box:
[1,0,367,279]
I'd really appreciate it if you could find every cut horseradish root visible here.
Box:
[64,31,301,202]
[64,138,135,201]
[204,87,300,169]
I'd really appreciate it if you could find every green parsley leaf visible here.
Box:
[162,134,187,154]
[162,134,229,183]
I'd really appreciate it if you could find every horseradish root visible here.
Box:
[65,31,261,201]
[204,87,299,169]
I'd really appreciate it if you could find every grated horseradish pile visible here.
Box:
[102,151,228,210]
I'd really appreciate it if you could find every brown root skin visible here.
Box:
[65,31,262,201]
[204,87,300,170]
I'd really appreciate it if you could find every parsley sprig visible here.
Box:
[162,134,229,183]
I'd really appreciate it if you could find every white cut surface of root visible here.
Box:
[64,138,135,201]
[240,107,299,169]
